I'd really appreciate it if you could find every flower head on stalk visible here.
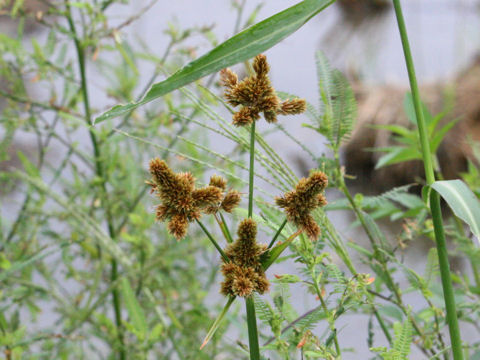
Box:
[204,174,242,214]
[148,158,224,240]
[220,219,269,297]
[275,171,328,240]
[220,54,306,127]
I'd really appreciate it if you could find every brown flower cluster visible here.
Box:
[220,219,269,297]
[275,171,328,240]
[220,54,306,127]
[204,174,242,214]
[148,159,240,240]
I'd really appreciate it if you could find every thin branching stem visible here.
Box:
[312,278,341,356]
[215,213,234,244]
[196,220,230,262]
[64,3,125,359]
[268,219,287,249]
[392,1,463,358]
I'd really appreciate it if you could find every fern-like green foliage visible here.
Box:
[372,319,412,359]
[309,51,357,149]
[392,319,413,359]
[373,92,458,170]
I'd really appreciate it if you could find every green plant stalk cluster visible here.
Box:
[246,120,261,360]
[392,0,464,359]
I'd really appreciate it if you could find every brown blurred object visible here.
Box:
[337,0,390,20]
[343,55,480,190]
[0,0,50,34]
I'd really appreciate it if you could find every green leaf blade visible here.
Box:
[121,278,148,340]
[431,179,480,240]
[95,0,335,123]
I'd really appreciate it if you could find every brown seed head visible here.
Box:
[220,54,305,127]
[220,68,238,89]
[209,174,227,190]
[220,218,270,297]
[148,159,227,240]
[221,190,241,213]
[278,98,307,115]
[252,54,269,79]
[253,272,270,294]
[192,186,223,207]
[167,214,189,241]
[232,107,258,127]
[275,171,328,240]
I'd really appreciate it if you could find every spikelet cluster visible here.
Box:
[220,54,306,127]
[220,219,269,297]
[275,171,328,240]
[204,174,242,214]
[148,158,227,240]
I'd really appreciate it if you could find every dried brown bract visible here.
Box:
[275,171,328,240]
[220,219,269,297]
[220,54,306,127]
[148,158,223,240]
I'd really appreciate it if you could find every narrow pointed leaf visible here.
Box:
[121,277,148,340]
[95,0,334,123]
[262,230,301,270]
[200,296,235,350]
[375,146,422,169]
[431,179,480,240]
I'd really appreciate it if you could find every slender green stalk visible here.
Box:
[64,3,125,359]
[245,119,260,360]
[196,220,230,262]
[313,279,341,356]
[216,213,234,244]
[245,296,260,360]
[248,120,256,218]
[392,1,463,358]
[268,219,287,249]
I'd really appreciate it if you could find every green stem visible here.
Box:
[392,1,463,359]
[268,219,287,249]
[248,121,256,218]
[313,279,340,356]
[373,309,393,345]
[216,213,234,244]
[196,220,230,262]
[245,296,260,360]
[245,119,260,360]
[64,3,125,359]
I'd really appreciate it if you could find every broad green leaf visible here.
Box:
[95,0,334,123]
[431,180,480,239]
[121,278,148,340]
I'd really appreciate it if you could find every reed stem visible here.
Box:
[245,120,260,360]
[392,1,463,358]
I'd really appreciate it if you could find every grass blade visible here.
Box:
[121,277,148,340]
[200,296,236,350]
